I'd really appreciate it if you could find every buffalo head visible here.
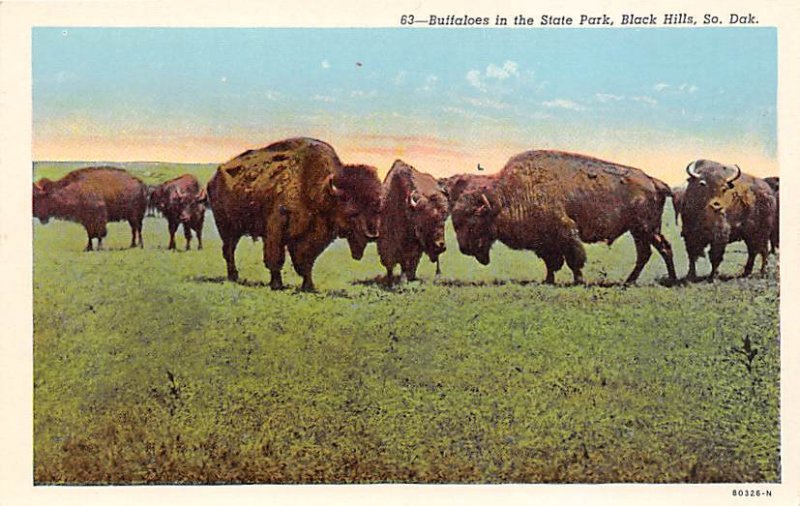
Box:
[451,186,500,265]
[32,179,54,224]
[684,160,742,218]
[330,164,382,260]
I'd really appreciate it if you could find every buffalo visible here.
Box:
[763,176,779,254]
[206,137,382,291]
[378,160,449,282]
[151,174,207,251]
[450,150,677,285]
[33,166,147,251]
[681,160,776,280]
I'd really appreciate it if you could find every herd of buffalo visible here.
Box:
[32,137,780,290]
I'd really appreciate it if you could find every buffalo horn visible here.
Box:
[727,164,742,184]
[481,193,492,210]
[686,161,700,178]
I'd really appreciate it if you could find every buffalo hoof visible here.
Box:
[227,272,239,282]
[299,282,316,293]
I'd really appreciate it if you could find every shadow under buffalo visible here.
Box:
[187,275,353,297]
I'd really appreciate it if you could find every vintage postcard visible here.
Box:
[1,0,799,504]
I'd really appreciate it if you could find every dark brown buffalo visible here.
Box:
[763,176,779,254]
[33,166,147,251]
[671,186,686,226]
[151,174,207,251]
[451,150,677,284]
[206,137,382,291]
[378,160,449,282]
[681,160,776,280]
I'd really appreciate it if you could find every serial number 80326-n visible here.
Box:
[732,489,772,497]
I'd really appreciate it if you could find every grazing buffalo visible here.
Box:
[450,150,677,284]
[671,186,686,226]
[763,177,779,254]
[33,166,147,251]
[378,160,449,282]
[681,160,776,280]
[151,174,207,251]
[206,137,382,291]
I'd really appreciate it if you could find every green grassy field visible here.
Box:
[33,162,780,483]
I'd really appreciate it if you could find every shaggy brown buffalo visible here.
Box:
[33,166,147,251]
[151,174,207,251]
[681,160,776,280]
[451,150,677,284]
[207,137,382,291]
[378,160,449,282]
[763,177,779,254]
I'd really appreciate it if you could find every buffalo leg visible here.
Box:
[128,219,143,248]
[759,243,770,275]
[263,233,286,290]
[400,252,421,282]
[85,235,94,252]
[384,265,395,285]
[685,242,704,282]
[708,243,726,281]
[651,233,677,281]
[222,235,241,282]
[542,253,564,285]
[137,221,144,248]
[183,223,192,251]
[288,240,326,292]
[626,235,653,284]
[564,244,587,285]
[167,219,179,250]
[195,223,203,250]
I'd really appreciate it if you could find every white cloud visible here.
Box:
[441,106,498,122]
[466,69,484,90]
[466,60,521,91]
[486,60,519,80]
[393,70,407,86]
[631,96,658,106]
[265,91,280,101]
[313,94,336,103]
[350,90,377,98]
[654,82,698,94]
[542,99,586,111]
[462,96,509,110]
[321,60,331,69]
[417,75,439,92]
[595,93,624,103]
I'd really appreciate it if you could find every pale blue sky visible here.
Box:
[32,27,777,182]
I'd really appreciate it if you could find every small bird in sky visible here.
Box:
[356,62,363,67]
[477,163,485,171]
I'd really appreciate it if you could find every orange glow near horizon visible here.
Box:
[33,134,778,187]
